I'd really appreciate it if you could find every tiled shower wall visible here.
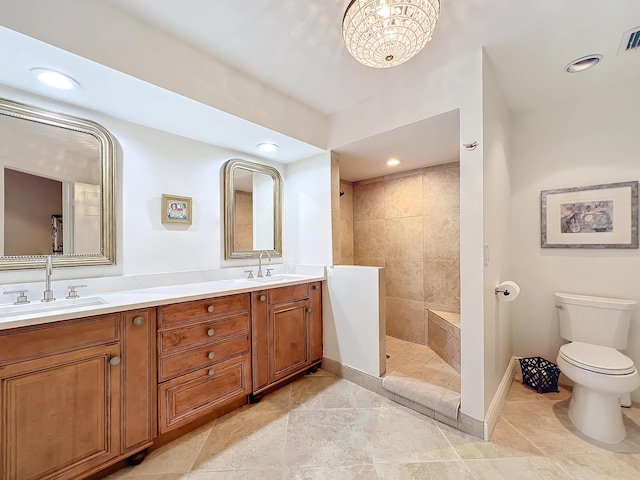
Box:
[337,162,460,345]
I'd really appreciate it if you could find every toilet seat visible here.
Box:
[559,342,636,375]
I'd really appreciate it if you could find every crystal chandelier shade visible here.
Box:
[342,0,440,68]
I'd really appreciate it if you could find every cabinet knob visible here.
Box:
[207,328,215,337]
[306,307,313,313]
[133,316,144,326]
[208,351,215,360]
[207,369,216,376]
[313,285,320,290]
[259,295,266,302]
[207,305,215,313]
[109,356,121,366]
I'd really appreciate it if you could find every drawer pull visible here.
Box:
[208,351,215,360]
[207,369,216,376]
[313,285,320,290]
[109,356,121,366]
[259,295,266,302]
[133,316,144,326]
[207,328,215,337]
[306,307,312,313]
[207,305,215,313]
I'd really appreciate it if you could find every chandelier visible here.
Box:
[342,0,440,68]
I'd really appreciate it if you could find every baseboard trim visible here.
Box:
[484,356,519,440]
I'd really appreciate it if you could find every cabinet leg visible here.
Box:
[127,448,148,466]
[248,393,263,404]
[308,366,319,374]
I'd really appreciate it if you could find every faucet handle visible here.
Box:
[4,290,30,305]
[66,285,87,299]
[265,268,274,277]
[244,270,255,279]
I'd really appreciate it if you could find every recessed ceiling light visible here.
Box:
[31,68,79,90]
[257,142,279,152]
[387,158,401,166]
[565,55,603,73]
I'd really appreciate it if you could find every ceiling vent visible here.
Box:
[619,26,640,55]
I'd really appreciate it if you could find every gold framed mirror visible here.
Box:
[0,97,116,270]
[224,158,282,259]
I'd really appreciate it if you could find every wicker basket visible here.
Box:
[519,357,560,394]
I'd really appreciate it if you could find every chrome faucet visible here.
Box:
[42,255,55,302]
[257,250,272,278]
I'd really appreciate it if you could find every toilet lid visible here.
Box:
[559,342,636,375]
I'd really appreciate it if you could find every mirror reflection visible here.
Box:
[0,98,115,270]
[224,159,282,259]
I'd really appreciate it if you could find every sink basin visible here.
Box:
[247,274,310,283]
[0,296,107,319]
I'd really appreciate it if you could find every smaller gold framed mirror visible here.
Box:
[223,159,282,259]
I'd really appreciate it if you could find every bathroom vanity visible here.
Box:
[0,275,323,480]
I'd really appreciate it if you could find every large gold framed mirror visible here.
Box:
[224,158,282,259]
[0,97,116,270]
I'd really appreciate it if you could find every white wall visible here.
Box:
[324,265,386,377]
[0,87,289,284]
[284,151,334,267]
[0,0,326,149]
[510,91,640,402]
[481,55,513,413]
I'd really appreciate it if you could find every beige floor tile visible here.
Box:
[284,409,372,467]
[284,465,378,479]
[107,473,190,480]
[500,400,607,455]
[191,410,288,471]
[358,407,457,463]
[247,383,291,412]
[446,375,461,393]
[350,382,397,409]
[464,457,572,479]
[396,360,424,375]
[124,422,214,476]
[438,416,544,459]
[188,471,283,480]
[374,461,473,479]
[551,453,640,479]
[290,376,355,409]
[506,380,552,403]
[412,364,442,382]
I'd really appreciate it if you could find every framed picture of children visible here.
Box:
[161,194,192,225]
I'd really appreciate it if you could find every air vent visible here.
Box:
[619,26,640,54]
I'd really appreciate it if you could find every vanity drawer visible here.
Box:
[158,335,249,382]
[158,293,249,327]
[159,314,249,356]
[269,284,310,305]
[158,354,251,433]
[0,314,119,365]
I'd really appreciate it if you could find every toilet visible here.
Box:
[555,292,639,443]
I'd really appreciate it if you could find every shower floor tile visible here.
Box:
[385,335,461,393]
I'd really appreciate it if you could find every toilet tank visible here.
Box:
[555,292,636,349]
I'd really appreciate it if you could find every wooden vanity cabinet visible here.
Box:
[251,281,323,395]
[0,309,155,480]
[156,294,252,433]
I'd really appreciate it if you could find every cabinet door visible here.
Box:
[309,281,323,363]
[121,310,156,453]
[268,299,310,383]
[0,343,120,480]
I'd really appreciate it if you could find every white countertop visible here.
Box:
[0,272,325,331]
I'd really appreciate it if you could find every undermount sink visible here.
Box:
[0,296,108,319]
[247,274,310,283]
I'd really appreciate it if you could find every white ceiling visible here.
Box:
[2,1,639,181]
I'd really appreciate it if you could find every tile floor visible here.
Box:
[106,369,640,479]
[385,335,461,393]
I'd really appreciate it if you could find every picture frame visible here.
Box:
[161,194,192,225]
[541,181,638,249]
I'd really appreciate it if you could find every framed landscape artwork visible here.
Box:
[541,181,638,249]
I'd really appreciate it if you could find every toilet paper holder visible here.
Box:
[495,287,511,296]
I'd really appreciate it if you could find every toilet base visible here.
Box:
[568,384,626,443]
